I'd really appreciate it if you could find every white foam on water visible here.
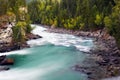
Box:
[27,24,93,52]
[76,45,91,52]
[0,49,29,56]
[0,69,40,80]
[0,63,64,80]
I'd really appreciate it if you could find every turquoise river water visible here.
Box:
[0,25,94,80]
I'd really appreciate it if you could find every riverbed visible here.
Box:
[0,24,94,80]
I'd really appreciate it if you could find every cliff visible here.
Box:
[0,24,14,52]
[0,26,13,44]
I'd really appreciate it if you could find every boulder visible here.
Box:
[0,55,6,62]
[0,66,10,71]
[26,33,42,40]
[0,58,14,65]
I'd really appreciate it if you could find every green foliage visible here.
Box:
[1,0,119,48]
[110,0,120,48]
[95,14,103,26]
[6,11,16,22]
[12,21,27,43]
[0,0,32,45]
[28,0,114,30]
[0,0,8,16]
[104,16,112,29]
[102,0,120,48]
[27,0,120,48]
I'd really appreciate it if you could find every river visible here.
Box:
[0,24,94,80]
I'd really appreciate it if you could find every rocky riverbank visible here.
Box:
[0,25,42,71]
[1,24,120,79]
[47,26,120,80]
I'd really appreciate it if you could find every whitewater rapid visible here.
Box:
[0,24,94,80]
[27,24,93,52]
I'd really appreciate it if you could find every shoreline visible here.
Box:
[1,24,120,80]
[0,32,42,71]
[46,26,120,80]
[0,33,42,53]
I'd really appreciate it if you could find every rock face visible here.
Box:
[0,24,42,71]
[26,33,42,40]
[0,55,12,71]
[0,26,13,44]
[0,55,6,62]
[0,25,13,52]
[0,25,42,52]
[0,66,9,71]
[79,30,120,79]
[0,58,14,65]
[0,25,15,70]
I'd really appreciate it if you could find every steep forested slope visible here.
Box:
[28,0,120,48]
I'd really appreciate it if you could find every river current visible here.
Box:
[0,24,94,80]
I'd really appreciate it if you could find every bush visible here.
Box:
[12,21,27,43]
[95,14,103,26]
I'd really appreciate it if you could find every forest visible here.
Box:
[0,0,32,44]
[1,0,120,79]
[28,0,120,48]
[0,0,120,48]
